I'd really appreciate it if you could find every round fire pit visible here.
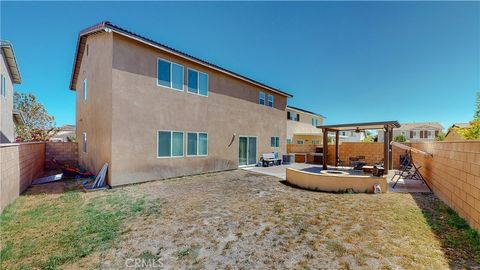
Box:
[320,170,349,175]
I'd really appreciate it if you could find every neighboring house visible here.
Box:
[50,125,76,142]
[445,123,470,141]
[286,106,325,145]
[378,122,443,142]
[0,41,23,143]
[337,130,365,142]
[69,21,292,186]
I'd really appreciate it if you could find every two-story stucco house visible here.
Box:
[69,22,292,186]
[0,41,23,143]
[378,122,444,142]
[286,106,325,145]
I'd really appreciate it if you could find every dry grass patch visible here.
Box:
[1,170,479,269]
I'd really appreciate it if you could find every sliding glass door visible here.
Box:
[239,136,257,166]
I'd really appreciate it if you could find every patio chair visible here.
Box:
[391,152,429,190]
[336,157,344,167]
[349,157,359,166]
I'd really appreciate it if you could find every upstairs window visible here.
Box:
[267,94,274,107]
[157,58,184,91]
[82,132,87,153]
[188,68,208,96]
[270,136,280,147]
[83,79,87,101]
[259,92,265,105]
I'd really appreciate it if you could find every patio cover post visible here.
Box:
[388,127,393,170]
[322,128,328,170]
[335,130,339,167]
[383,125,390,174]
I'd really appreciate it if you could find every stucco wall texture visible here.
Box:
[0,49,15,143]
[76,32,288,186]
[0,142,45,211]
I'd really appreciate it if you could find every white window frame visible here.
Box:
[156,57,184,91]
[427,130,435,139]
[412,130,419,139]
[83,79,87,101]
[82,132,87,153]
[186,131,208,157]
[156,130,185,158]
[286,139,292,144]
[187,68,208,97]
[267,94,274,107]
[259,92,265,105]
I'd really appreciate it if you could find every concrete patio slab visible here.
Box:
[242,163,431,193]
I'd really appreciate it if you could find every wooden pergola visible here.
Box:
[317,121,401,174]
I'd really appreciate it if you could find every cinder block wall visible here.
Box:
[412,141,480,231]
[0,142,45,211]
[287,144,317,154]
[325,142,404,168]
[45,142,78,164]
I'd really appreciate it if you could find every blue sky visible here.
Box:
[1,1,479,129]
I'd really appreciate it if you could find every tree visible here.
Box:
[14,92,57,141]
[435,132,446,141]
[455,119,480,140]
[394,134,407,142]
[361,130,376,142]
[475,92,480,119]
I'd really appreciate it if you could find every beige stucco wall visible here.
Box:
[0,50,15,143]
[77,32,288,186]
[286,168,388,193]
[76,32,113,183]
[286,109,323,142]
[0,142,45,211]
[290,134,323,145]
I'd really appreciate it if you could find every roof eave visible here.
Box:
[69,22,293,98]
[69,21,109,90]
[287,106,326,118]
[1,41,22,84]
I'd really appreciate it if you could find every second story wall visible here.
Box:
[0,51,14,143]
[75,32,114,180]
[109,33,288,185]
[286,108,324,142]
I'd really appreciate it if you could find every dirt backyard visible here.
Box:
[1,170,478,269]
